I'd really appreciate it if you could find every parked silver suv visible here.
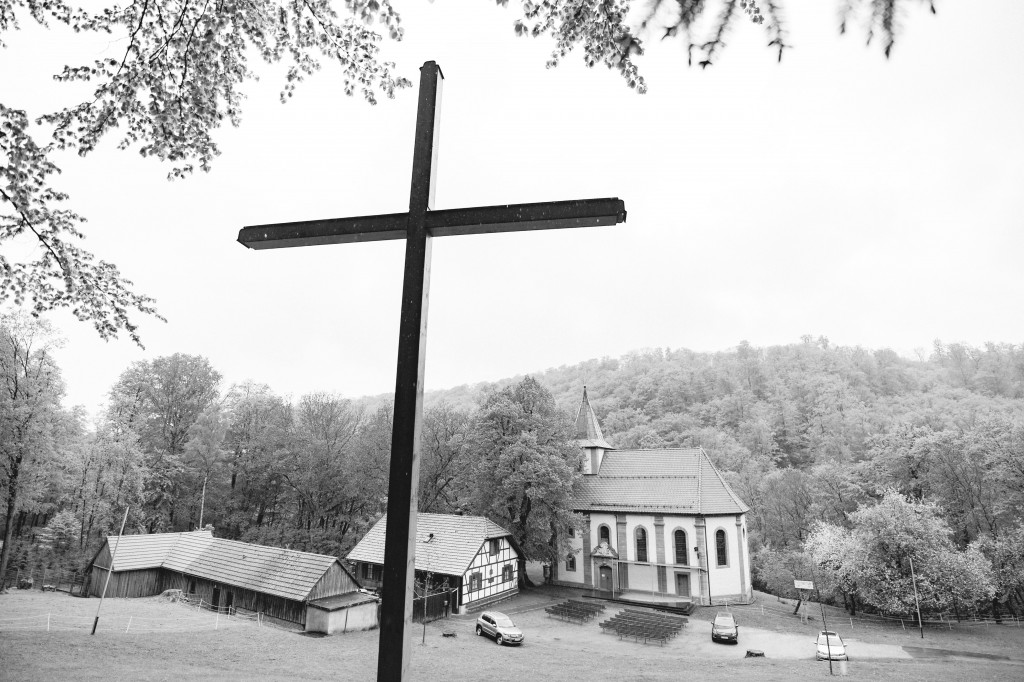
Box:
[475,611,524,646]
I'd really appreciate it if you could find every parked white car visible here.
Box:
[815,630,849,661]
[476,611,524,646]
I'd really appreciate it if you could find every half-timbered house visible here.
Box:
[347,513,519,613]
[85,530,377,631]
[553,388,753,606]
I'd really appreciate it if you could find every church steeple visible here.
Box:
[575,386,612,474]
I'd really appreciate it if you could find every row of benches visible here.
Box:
[544,599,607,624]
[598,608,689,645]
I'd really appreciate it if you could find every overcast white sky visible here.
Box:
[4,0,1023,417]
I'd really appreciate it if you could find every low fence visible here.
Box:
[170,591,272,627]
[730,594,1022,631]
[0,594,265,633]
[2,567,87,595]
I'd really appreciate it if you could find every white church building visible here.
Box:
[552,389,753,605]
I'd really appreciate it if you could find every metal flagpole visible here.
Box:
[808,560,833,676]
[92,506,129,635]
[909,555,924,639]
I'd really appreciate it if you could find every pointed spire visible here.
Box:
[575,386,612,449]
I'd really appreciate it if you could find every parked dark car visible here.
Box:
[476,611,524,646]
[711,612,739,643]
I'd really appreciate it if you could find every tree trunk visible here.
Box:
[517,554,535,589]
[0,448,24,591]
[198,474,208,529]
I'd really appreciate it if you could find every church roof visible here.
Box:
[575,386,613,449]
[575,448,749,515]
[346,513,515,578]
[94,531,349,602]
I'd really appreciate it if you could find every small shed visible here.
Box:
[305,591,381,634]
[85,530,378,630]
[347,513,519,613]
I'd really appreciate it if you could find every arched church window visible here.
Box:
[635,527,648,563]
[674,530,688,565]
[599,524,611,546]
[716,529,728,567]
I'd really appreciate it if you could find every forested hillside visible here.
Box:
[3,317,1022,614]
[426,336,1024,614]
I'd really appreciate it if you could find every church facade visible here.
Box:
[552,389,753,606]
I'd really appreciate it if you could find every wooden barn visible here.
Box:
[86,530,377,630]
[347,513,519,614]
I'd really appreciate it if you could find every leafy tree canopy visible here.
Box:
[464,376,582,585]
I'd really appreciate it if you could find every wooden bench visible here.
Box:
[566,599,606,614]
[623,608,688,625]
[598,610,684,644]
[544,605,592,624]
[607,613,683,630]
[612,623,673,645]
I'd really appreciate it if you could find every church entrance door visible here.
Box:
[675,573,690,598]
[599,566,613,592]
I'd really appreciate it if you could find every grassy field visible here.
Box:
[1,589,1022,681]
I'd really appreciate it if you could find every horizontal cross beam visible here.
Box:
[237,198,626,249]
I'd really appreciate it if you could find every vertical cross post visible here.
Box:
[236,60,626,679]
[376,61,443,682]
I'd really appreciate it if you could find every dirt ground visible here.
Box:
[1,589,1022,681]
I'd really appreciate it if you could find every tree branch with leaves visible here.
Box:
[2,0,937,345]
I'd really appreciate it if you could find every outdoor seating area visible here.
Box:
[544,599,606,624]
[598,608,688,645]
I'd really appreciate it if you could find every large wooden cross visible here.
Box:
[238,61,626,681]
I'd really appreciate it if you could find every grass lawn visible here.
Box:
[1,589,1022,681]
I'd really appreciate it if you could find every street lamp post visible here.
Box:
[421,534,435,645]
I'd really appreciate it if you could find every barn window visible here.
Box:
[361,563,382,581]
[716,529,728,567]
[599,524,611,545]
[635,527,648,562]
[489,539,500,556]
[188,579,196,594]
[674,530,688,565]
[502,564,513,582]
[566,555,576,572]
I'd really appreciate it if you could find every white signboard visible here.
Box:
[794,580,814,590]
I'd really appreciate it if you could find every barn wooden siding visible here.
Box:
[308,562,359,601]
[87,544,165,598]
[87,567,164,598]
[160,571,309,625]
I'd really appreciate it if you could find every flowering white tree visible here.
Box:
[807,490,995,616]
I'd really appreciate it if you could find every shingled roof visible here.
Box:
[576,447,749,515]
[346,513,515,578]
[98,531,348,602]
[575,386,613,450]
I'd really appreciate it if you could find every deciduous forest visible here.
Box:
[2,316,1022,618]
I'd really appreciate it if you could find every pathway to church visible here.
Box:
[461,574,912,662]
